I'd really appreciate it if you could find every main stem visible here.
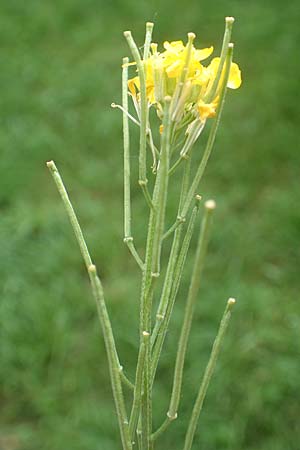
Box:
[134,98,172,449]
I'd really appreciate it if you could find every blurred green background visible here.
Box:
[1,0,299,449]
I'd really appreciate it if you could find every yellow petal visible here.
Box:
[194,46,214,61]
[146,85,156,104]
[163,40,184,52]
[128,77,139,96]
[228,62,242,89]
[206,58,242,89]
[198,101,217,120]
[165,60,182,78]
[207,57,220,75]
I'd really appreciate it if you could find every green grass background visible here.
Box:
[1,0,299,449]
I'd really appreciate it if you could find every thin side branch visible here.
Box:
[180,44,234,218]
[168,200,216,420]
[47,161,132,450]
[183,298,236,450]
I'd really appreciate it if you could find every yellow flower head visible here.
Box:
[127,31,242,124]
[162,40,213,78]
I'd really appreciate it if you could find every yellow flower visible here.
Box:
[197,98,218,120]
[195,57,242,121]
[162,40,213,79]
[127,39,214,104]
[128,58,156,104]
[205,57,242,89]
[127,35,242,121]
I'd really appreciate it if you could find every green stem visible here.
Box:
[89,266,132,450]
[123,57,131,239]
[141,327,152,450]
[136,170,160,448]
[151,203,199,384]
[151,414,176,442]
[139,182,154,210]
[129,331,149,440]
[47,161,132,450]
[151,158,191,350]
[47,161,92,269]
[136,98,172,449]
[180,44,234,218]
[143,22,154,60]
[168,200,216,420]
[122,59,144,270]
[124,237,144,270]
[183,298,236,450]
[124,29,150,185]
[151,97,172,276]
[137,426,142,450]
[120,368,135,391]
[162,216,185,241]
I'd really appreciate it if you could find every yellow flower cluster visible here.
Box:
[128,36,241,121]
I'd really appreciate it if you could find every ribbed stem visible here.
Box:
[123,57,131,239]
[151,158,192,350]
[151,414,176,442]
[168,200,216,419]
[124,28,152,186]
[120,368,135,391]
[129,331,149,441]
[151,97,172,276]
[122,58,144,270]
[183,298,236,450]
[89,266,132,450]
[151,203,199,384]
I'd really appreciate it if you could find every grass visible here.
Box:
[1,1,299,449]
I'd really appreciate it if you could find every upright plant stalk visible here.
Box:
[183,298,236,450]
[137,97,172,449]
[47,161,132,450]
[151,157,192,347]
[150,155,196,384]
[151,97,172,276]
[48,20,241,450]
